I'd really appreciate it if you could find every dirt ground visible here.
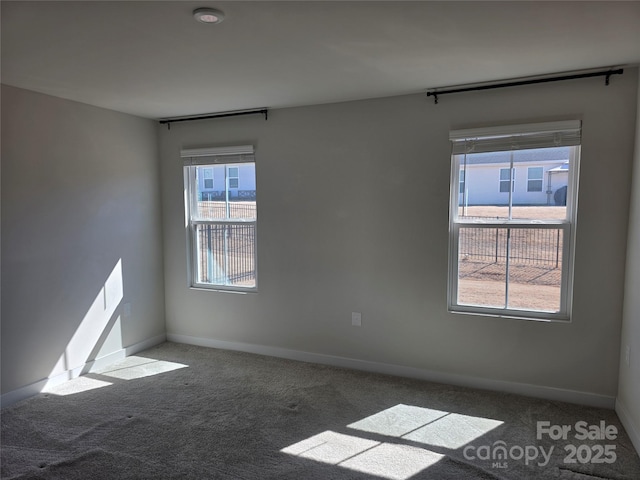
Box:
[458,277,561,312]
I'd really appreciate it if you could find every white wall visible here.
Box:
[617,74,640,451]
[1,85,166,398]
[160,69,638,402]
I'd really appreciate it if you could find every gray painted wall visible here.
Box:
[160,69,638,398]
[618,75,640,442]
[1,85,166,395]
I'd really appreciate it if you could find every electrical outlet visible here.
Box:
[352,312,362,327]
[124,303,132,316]
[625,345,630,367]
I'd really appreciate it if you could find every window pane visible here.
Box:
[195,224,256,288]
[457,227,507,308]
[527,179,543,192]
[196,164,256,220]
[507,228,563,312]
[528,167,543,180]
[456,148,571,221]
[457,157,512,220]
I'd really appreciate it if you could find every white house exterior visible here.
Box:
[458,147,570,206]
[197,163,256,200]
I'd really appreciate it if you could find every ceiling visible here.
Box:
[2,1,640,120]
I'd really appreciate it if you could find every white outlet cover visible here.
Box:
[352,312,362,327]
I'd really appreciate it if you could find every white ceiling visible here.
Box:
[2,1,640,120]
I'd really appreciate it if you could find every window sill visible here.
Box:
[448,307,570,323]
[189,285,258,295]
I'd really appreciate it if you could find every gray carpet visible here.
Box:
[2,342,639,479]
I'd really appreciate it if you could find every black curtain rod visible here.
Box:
[159,108,268,129]
[427,68,624,104]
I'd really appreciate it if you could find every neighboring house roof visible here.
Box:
[548,162,570,172]
[461,147,569,166]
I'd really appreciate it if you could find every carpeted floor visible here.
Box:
[1,342,639,479]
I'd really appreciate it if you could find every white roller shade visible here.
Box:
[450,121,581,154]
[181,145,255,165]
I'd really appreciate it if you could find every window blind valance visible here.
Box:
[450,120,581,154]
[181,145,255,165]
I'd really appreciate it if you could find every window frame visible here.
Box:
[448,122,580,322]
[182,146,258,293]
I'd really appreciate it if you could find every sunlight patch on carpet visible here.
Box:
[349,404,503,449]
[96,356,188,380]
[281,430,443,480]
[341,442,444,480]
[283,404,502,478]
[281,431,378,464]
[45,376,112,396]
[348,404,449,437]
[403,411,503,449]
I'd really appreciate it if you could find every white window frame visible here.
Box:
[182,145,258,293]
[448,121,581,322]
[527,166,544,192]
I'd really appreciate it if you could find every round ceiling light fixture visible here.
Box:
[193,7,225,24]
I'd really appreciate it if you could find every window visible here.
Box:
[228,166,239,189]
[449,121,581,321]
[203,168,214,189]
[527,167,544,192]
[499,168,514,192]
[459,170,465,194]
[182,145,257,291]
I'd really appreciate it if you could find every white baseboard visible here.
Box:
[615,399,640,456]
[123,334,167,357]
[166,334,615,409]
[0,334,166,408]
